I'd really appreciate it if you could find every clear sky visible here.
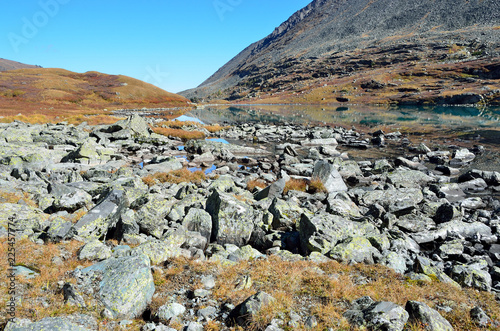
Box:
[1,0,312,93]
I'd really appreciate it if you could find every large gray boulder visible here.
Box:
[182,208,213,243]
[254,178,286,201]
[363,188,424,215]
[206,190,258,246]
[329,236,380,264]
[112,115,151,138]
[312,160,348,194]
[344,297,409,331]
[406,301,454,331]
[69,189,128,240]
[299,213,376,254]
[144,157,183,174]
[387,168,434,188]
[75,254,155,319]
[131,233,186,265]
[269,198,304,231]
[134,194,175,238]
[450,262,492,291]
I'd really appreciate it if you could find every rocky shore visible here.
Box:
[1,115,500,330]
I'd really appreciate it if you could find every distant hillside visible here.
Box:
[0,58,40,72]
[0,67,190,113]
[182,0,500,105]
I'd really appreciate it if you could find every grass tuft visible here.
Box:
[142,168,206,186]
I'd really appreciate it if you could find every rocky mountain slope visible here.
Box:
[0,66,190,114]
[182,0,500,105]
[0,58,40,72]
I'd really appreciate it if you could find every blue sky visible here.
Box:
[1,0,311,93]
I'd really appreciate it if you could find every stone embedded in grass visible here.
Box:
[77,240,112,261]
[229,291,275,327]
[156,302,186,321]
[470,306,492,327]
[405,301,454,331]
[328,236,380,264]
[4,317,91,331]
[344,297,409,331]
[75,253,155,320]
[299,211,377,255]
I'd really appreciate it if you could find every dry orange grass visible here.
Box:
[0,239,94,324]
[147,256,500,330]
[155,120,229,134]
[0,113,125,126]
[284,177,327,194]
[0,191,38,208]
[246,179,267,192]
[151,126,206,140]
[142,168,206,186]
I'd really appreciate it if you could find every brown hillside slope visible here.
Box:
[0,68,190,116]
[0,58,40,72]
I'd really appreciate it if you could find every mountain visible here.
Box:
[0,67,190,113]
[181,0,500,105]
[0,58,40,72]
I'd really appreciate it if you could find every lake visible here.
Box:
[187,104,500,172]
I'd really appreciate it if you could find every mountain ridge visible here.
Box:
[181,0,500,105]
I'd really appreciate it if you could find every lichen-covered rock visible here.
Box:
[380,251,408,274]
[227,245,265,262]
[0,203,49,236]
[134,194,175,238]
[387,168,434,188]
[4,317,91,331]
[78,240,112,261]
[470,306,492,327]
[344,297,409,331]
[156,302,186,321]
[113,115,152,138]
[415,256,460,288]
[326,192,362,218]
[254,178,286,201]
[299,213,376,254]
[206,190,258,246]
[182,208,212,242]
[329,236,380,264]
[312,160,348,194]
[406,301,454,331]
[69,189,127,240]
[144,157,183,174]
[53,189,92,213]
[269,197,304,231]
[451,262,492,291]
[76,253,155,319]
[229,292,275,326]
[131,234,186,265]
[362,188,424,215]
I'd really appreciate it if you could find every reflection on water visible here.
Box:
[206,138,229,144]
[188,104,500,147]
[173,115,205,124]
